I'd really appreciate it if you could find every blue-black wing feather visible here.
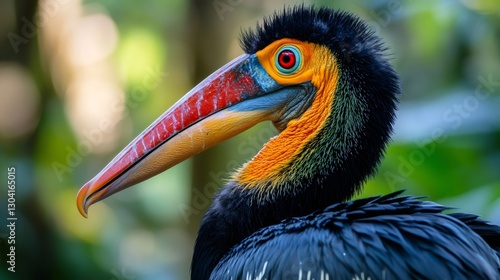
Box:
[211,192,500,279]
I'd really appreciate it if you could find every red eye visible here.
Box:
[278,50,296,69]
[275,46,302,74]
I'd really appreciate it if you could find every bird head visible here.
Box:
[77,6,399,217]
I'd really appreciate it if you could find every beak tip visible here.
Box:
[79,210,89,219]
[78,204,89,218]
[76,182,91,218]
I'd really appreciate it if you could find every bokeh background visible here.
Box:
[0,0,499,279]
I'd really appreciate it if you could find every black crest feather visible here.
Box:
[240,5,390,69]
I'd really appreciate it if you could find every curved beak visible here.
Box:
[76,54,300,217]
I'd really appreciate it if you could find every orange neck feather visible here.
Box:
[233,45,339,190]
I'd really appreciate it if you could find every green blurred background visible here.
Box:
[0,0,499,279]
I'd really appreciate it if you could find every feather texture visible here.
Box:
[212,192,500,279]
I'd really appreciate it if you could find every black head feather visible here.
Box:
[240,5,392,71]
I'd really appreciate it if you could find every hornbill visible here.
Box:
[76,6,500,279]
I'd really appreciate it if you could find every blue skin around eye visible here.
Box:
[226,53,314,124]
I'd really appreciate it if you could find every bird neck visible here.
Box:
[231,66,380,204]
[233,46,339,192]
[192,180,329,279]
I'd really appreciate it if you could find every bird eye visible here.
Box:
[275,45,302,74]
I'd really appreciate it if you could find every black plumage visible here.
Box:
[191,6,500,280]
[212,192,500,279]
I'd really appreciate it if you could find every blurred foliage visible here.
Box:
[0,0,499,279]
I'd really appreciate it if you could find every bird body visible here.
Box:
[76,5,500,280]
[210,192,500,279]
